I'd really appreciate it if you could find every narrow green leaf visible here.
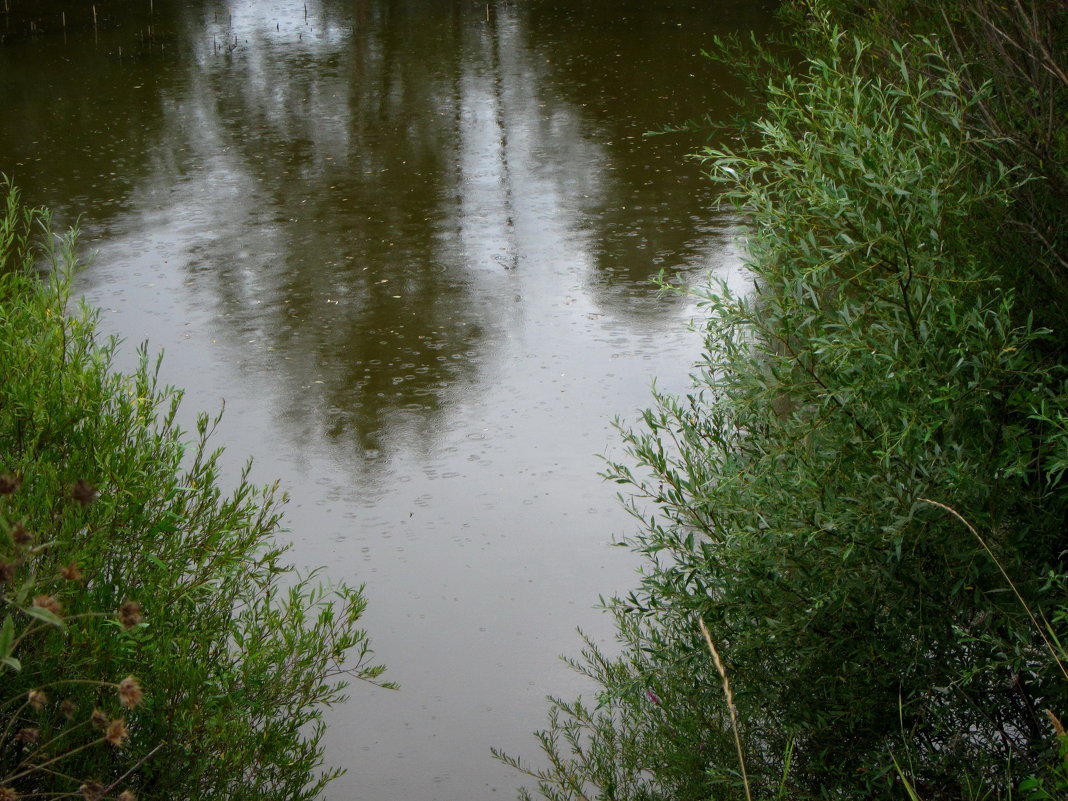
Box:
[23,605,66,630]
[0,615,13,657]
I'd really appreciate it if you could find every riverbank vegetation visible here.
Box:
[499,0,1068,798]
[0,182,392,799]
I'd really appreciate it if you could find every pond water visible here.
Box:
[0,1,772,798]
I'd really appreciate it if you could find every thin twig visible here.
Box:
[102,740,166,795]
[699,618,752,801]
[920,498,1068,682]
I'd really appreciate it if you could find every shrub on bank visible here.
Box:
[499,6,1068,799]
[0,181,392,800]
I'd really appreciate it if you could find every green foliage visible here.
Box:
[0,180,393,800]
[501,12,1068,801]
[805,0,1068,335]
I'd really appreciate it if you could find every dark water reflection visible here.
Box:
[1,1,772,798]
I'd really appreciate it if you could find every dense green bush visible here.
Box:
[0,181,392,800]
[812,0,1068,336]
[500,8,1068,800]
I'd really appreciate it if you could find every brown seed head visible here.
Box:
[90,708,108,730]
[0,473,21,495]
[105,717,128,747]
[11,523,32,547]
[15,728,38,744]
[60,699,78,720]
[79,781,104,801]
[118,676,144,709]
[0,560,14,585]
[1047,708,1066,737]
[117,792,137,801]
[0,786,19,801]
[59,561,83,581]
[118,600,142,628]
[71,480,98,507]
[32,595,62,617]
[27,690,47,711]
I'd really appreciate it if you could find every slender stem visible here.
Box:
[6,612,114,658]
[5,736,106,784]
[920,498,1068,682]
[102,740,166,795]
[0,698,30,745]
[700,618,752,801]
[7,678,119,698]
[9,720,92,776]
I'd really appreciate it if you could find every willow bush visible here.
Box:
[813,0,1068,337]
[500,12,1068,801]
[0,182,392,800]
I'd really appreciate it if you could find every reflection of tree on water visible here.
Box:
[524,0,776,311]
[485,3,519,272]
[0,0,768,470]
[0,1,186,228]
[164,0,488,462]
[155,0,596,467]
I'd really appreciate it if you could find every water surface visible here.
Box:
[0,2,772,798]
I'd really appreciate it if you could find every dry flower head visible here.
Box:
[15,728,38,744]
[105,717,128,747]
[118,676,143,709]
[1047,708,1066,737]
[59,561,83,581]
[71,479,98,506]
[118,600,142,628]
[32,595,62,616]
[11,523,32,547]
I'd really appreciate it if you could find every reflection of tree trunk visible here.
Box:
[488,1,519,270]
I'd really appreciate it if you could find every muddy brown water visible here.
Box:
[1,1,773,798]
